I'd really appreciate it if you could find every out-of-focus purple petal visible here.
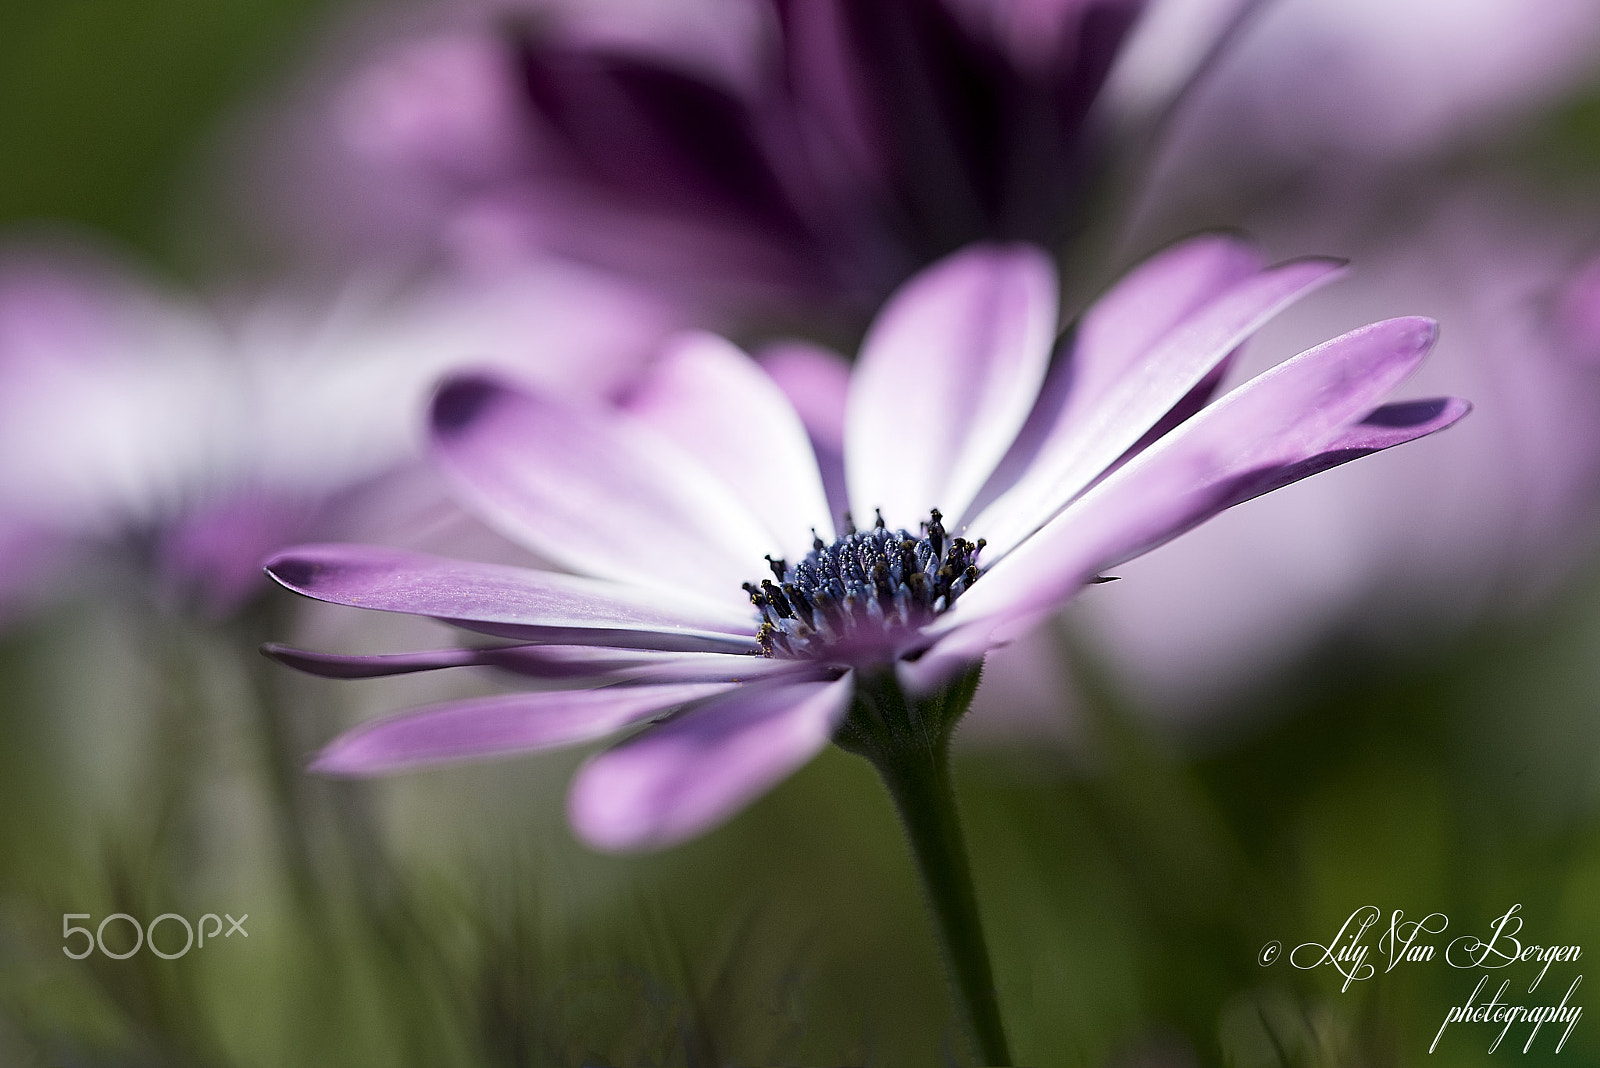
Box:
[625,333,834,558]
[429,375,773,603]
[0,249,241,535]
[569,674,853,851]
[264,643,484,679]
[846,244,1057,527]
[1555,253,1600,365]
[759,341,851,454]
[895,639,985,699]
[1143,0,1600,179]
[945,0,1145,73]
[160,492,322,618]
[264,543,757,651]
[972,255,1345,554]
[337,31,529,186]
[514,38,812,244]
[310,682,736,776]
[759,341,852,522]
[947,317,1449,642]
[266,641,811,684]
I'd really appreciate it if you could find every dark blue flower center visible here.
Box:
[744,508,984,662]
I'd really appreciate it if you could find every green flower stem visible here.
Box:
[841,669,1012,1065]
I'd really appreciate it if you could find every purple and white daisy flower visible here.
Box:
[266,236,1467,853]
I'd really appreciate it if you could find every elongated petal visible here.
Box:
[569,674,853,851]
[846,245,1057,528]
[265,643,482,678]
[954,237,1258,527]
[265,641,811,683]
[945,318,1452,642]
[625,332,834,558]
[1073,235,1265,410]
[430,375,773,603]
[311,683,735,775]
[264,543,758,651]
[1208,397,1472,510]
[895,639,985,699]
[972,256,1346,555]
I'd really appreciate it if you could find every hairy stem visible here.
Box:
[842,668,1011,1064]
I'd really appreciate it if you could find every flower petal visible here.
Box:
[625,332,834,559]
[954,236,1259,528]
[569,674,853,851]
[430,375,773,603]
[845,244,1058,529]
[265,641,811,683]
[1213,397,1472,511]
[971,255,1346,556]
[1072,235,1265,412]
[895,640,985,699]
[945,317,1452,642]
[264,643,482,678]
[310,682,736,775]
[264,543,758,651]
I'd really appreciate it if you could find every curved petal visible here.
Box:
[1213,397,1472,512]
[1072,234,1265,412]
[264,642,482,679]
[430,375,774,603]
[845,245,1058,529]
[625,332,834,559]
[265,641,814,683]
[264,543,758,651]
[972,255,1346,556]
[569,673,853,851]
[310,682,736,775]
[944,318,1451,643]
[895,639,986,700]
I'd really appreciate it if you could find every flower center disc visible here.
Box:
[744,509,984,664]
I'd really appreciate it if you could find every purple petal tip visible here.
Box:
[1397,315,1440,351]
[306,743,358,777]
[263,553,316,591]
[1361,396,1458,429]
[432,375,502,437]
[260,641,295,664]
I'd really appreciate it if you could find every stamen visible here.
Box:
[761,579,794,619]
[745,508,985,661]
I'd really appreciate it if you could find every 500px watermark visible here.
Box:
[62,912,248,960]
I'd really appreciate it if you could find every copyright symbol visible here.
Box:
[1258,940,1282,966]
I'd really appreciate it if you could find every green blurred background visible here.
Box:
[3,1,1600,1065]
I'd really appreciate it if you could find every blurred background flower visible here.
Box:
[240,0,1147,325]
[0,239,676,618]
